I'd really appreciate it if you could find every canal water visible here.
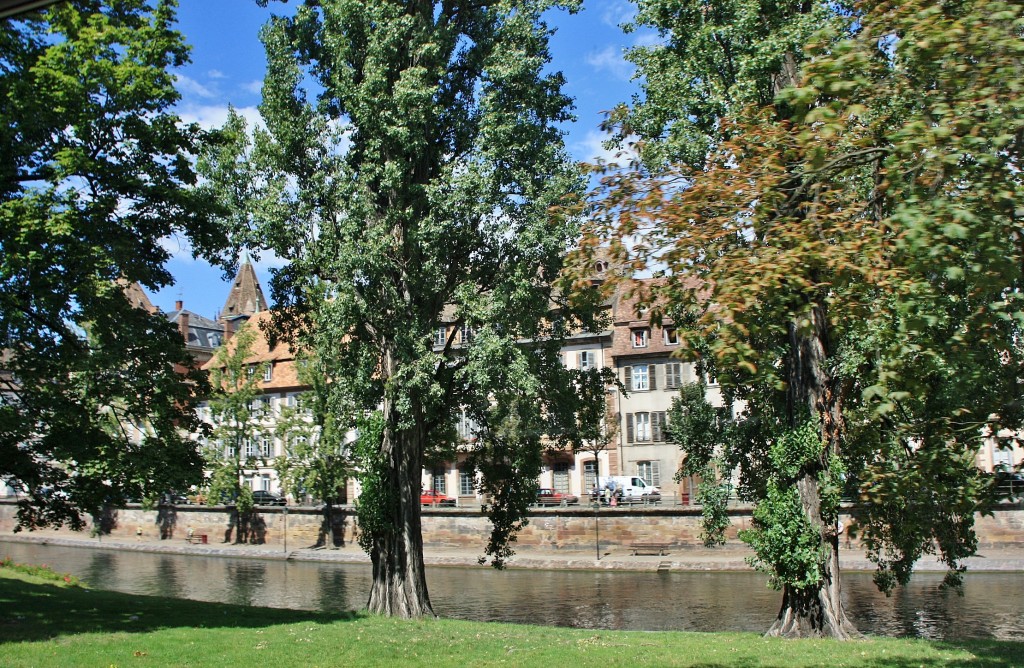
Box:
[3,540,1023,640]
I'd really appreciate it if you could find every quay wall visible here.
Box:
[0,500,1020,552]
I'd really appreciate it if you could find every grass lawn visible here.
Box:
[0,569,1020,667]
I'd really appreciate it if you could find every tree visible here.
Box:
[579,0,1022,638]
[0,0,226,530]
[274,351,354,548]
[202,0,606,617]
[204,322,264,538]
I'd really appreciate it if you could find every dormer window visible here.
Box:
[263,364,273,382]
[664,327,679,345]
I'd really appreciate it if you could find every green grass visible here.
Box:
[0,570,1020,667]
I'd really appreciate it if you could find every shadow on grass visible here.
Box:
[0,575,360,644]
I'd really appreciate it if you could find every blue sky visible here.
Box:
[153,0,649,318]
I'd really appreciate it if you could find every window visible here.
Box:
[247,365,255,378]
[432,469,447,494]
[584,460,598,491]
[459,323,474,344]
[244,438,258,459]
[434,327,447,347]
[626,411,667,443]
[224,440,235,459]
[631,328,649,348]
[578,350,596,371]
[456,408,477,441]
[261,435,273,458]
[459,467,475,496]
[261,474,271,491]
[665,362,682,389]
[263,364,273,382]
[628,364,650,391]
[637,461,661,487]
[553,462,570,493]
[705,370,718,386]
[286,394,297,408]
[664,327,679,345]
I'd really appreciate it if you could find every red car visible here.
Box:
[420,489,456,506]
[536,488,578,506]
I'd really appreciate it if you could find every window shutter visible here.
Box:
[651,411,663,442]
[623,366,632,391]
[576,352,583,369]
[652,461,661,487]
[626,413,634,443]
[649,364,658,390]
[666,363,678,388]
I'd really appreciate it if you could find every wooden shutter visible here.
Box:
[666,363,679,388]
[649,364,658,390]
[651,411,663,442]
[651,461,661,486]
[623,366,632,391]
[626,413,634,443]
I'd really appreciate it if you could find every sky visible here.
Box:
[152,0,651,318]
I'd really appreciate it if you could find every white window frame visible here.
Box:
[634,412,651,441]
[631,328,649,348]
[664,327,679,345]
[637,460,661,487]
[579,350,596,371]
[459,467,475,496]
[263,364,273,382]
[631,364,649,391]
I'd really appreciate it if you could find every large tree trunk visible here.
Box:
[769,303,859,638]
[365,404,434,617]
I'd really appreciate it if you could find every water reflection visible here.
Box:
[3,540,1022,640]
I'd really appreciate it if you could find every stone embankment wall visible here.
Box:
[0,500,1020,552]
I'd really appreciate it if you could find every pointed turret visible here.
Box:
[220,256,268,319]
[119,280,158,314]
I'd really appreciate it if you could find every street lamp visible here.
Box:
[592,499,601,561]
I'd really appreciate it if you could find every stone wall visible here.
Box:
[1,500,1020,552]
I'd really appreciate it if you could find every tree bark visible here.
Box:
[768,302,860,638]
[365,402,434,617]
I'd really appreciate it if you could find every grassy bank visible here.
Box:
[0,570,1020,667]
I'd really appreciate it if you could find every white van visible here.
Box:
[596,476,661,503]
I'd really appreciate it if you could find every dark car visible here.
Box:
[160,492,190,505]
[252,490,287,506]
[420,489,456,506]
[536,488,578,506]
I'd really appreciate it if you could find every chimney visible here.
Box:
[223,319,233,342]
[179,312,190,344]
[175,300,183,312]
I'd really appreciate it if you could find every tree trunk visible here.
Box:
[365,409,434,617]
[769,303,860,638]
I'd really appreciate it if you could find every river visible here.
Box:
[3,540,1022,640]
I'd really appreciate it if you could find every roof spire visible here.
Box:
[220,258,268,319]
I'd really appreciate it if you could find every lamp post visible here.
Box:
[592,499,600,561]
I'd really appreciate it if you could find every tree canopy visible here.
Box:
[202,0,608,617]
[579,0,1023,638]
[0,0,226,530]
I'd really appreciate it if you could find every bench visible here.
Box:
[630,542,671,556]
[185,534,208,544]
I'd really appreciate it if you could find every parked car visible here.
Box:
[420,489,456,506]
[252,490,287,506]
[160,492,190,505]
[536,488,578,506]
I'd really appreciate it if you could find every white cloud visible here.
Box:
[174,73,217,99]
[585,45,634,81]
[207,69,226,80]
[178,104,263,132]
[598,0,636,28]
[573,129,639,166]
[160,234,197,264]
[241,79,264,95]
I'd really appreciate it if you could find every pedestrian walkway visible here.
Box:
[3,531,1023,573]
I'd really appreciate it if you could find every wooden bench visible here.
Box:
[630,542,671,556]
[185,534,208,544]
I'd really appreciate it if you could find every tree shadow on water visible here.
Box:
[0,577,360,644]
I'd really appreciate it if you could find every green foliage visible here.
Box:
[0,558,84,588]
[0,0,227,530]
[741,483,826,591]
[582,0,1023,615]
[351,411,393,554]
[204,323,264,514]
[202,0,607,600]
